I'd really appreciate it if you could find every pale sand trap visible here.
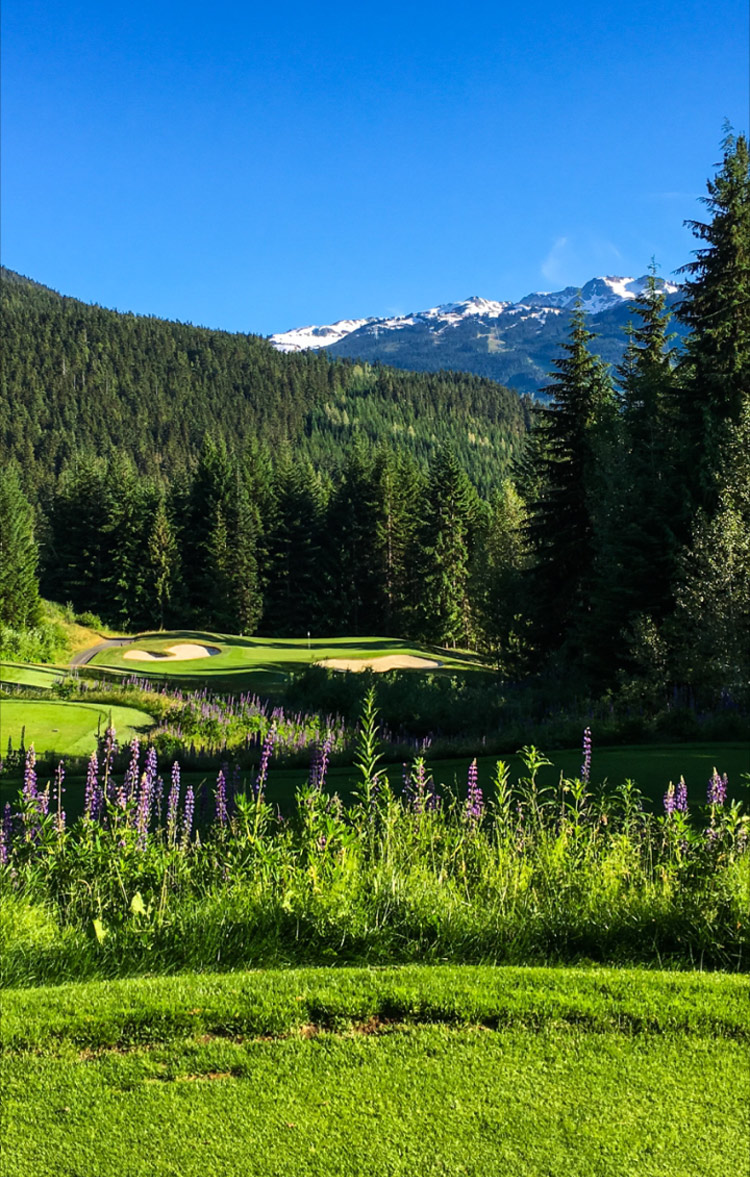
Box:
[316,654,442,673]
[123,643,221,663]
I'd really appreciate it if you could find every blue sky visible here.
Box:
[2,0,747,335]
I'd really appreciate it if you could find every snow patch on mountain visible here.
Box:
[269,276,680,354]
[271,318,374,353]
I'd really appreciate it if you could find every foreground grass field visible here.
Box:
[2,966,747,1177]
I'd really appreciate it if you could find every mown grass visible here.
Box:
[2,966,748,1177]
[90,631,490,692]
[0,661,66,690]
[0,698,156,758]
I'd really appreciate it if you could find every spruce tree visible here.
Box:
[145,496,180,630]
[418,446,479,647]
[675,130,750,511]
[525,302,615,665]
[587,273,680,672]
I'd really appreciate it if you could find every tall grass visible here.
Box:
[2,692,748,986]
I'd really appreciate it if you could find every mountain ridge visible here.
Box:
[270,275,683,395]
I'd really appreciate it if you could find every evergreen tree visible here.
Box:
[675,130,750,512]
[262,457,328,635]
[372,447,426,636]
[587,273,680,673]
[418,446,479,647]
[102,456,158,630]
[525,303,616,664]
[0,467,42,629]
[42,458,110,618]
[325,442,384,633]
[145,495,180,630]
[471,478,530,673]
[182,439,263,633]
[671,402,750,700]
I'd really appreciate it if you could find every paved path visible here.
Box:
[70,637,132,669]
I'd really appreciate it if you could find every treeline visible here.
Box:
[0,269,528,497]
[34,438,518,647]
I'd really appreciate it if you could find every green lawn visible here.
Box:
[0,661,66,690]
[90,631,490,692]
[2,966,747,1177]
[0,699,156,758]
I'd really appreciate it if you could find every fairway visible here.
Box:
[2,966,747,1177]
[90,631,490,691]
[0,699,156,758]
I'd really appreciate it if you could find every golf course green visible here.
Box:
[0,699,156,758]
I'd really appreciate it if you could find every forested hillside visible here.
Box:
[0,268,528,496]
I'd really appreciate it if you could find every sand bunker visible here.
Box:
[316,654,442,673]
[123,643,221,663]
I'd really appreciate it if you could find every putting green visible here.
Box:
[0,700,156,758]
[91,632,490,690]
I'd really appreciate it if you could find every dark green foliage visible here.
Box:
[0,467,42,629]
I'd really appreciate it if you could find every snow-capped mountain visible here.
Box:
[270,276,682,396]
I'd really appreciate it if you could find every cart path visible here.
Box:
[70,638,132,668]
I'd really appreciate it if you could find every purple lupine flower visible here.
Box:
[135,769,154,849]
[84,751,100,821]
[311,734,331,791]
[101,725,117,795]
[215,769,228,827]
[466,758,483,824]
[153,774,164,822]
[664,777,688,816]
[255,726,276,798]
[54,761,66,834]
[708,768,728,807]
[0,803,12,865]
[144,746,158,791]
[676,776,688,813]
[181,784,195,847]
[22,746,38,806]
[123,738,141,801]
[580,727,592,785]
[407,757,432,816]
[167,762,180,841]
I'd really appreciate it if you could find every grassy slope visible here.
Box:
[3,966,747,1177]
[0,699,156,757]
